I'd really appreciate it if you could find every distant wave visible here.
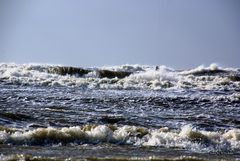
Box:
[0,124,239,153]
[0,63,239,90]
[47,66,132,79]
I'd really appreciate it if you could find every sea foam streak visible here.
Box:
[0,63,239,90]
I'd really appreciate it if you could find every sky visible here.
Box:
[0,0,240,68]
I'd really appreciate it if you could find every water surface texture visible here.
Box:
[0,63,240,160]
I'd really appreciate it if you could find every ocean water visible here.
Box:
[0,63,240,161]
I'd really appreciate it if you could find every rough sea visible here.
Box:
[0,63,239,161]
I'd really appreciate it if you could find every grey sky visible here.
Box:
[0,0,239,68]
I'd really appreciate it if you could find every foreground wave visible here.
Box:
[0,63,239,90]
[0,124,239,153]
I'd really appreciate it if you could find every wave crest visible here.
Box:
[0,63,239,90]
[0,124,239,153]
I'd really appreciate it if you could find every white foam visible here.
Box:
[86,125,113,142]
[141,125,240,152]
[0,63,239,90]
[0,124,239,153]
[100,64,149,72]
[179,63,222,75]
[223,129,240,141]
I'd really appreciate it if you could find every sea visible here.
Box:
[0,63,239,161]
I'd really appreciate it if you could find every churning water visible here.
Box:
[0,63,240,160]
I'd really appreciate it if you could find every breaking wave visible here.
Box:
[0,124,239,153]
[0,63,239,90]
